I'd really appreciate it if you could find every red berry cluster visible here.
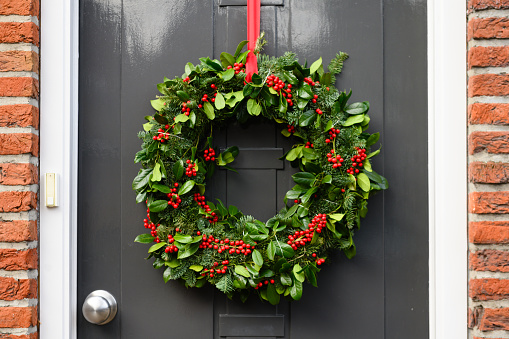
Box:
[309,214,327,233]
[153,124,171,143]
[287,124,296,134]
[287,228,314,250]
[305,141,314,148]
[312,94,318,104]
[210,84,217,90]
[327,149,344,169]
[143,205,162,242]
[183,76,190,83]
[294,199,301,204]
[226,62,245,74]
[193,193,219,223]
[164,241,178,253]
[181,101,191,116]
[316,258,325,265]
[325,128,340,143]
[185,160,197,177]
[265,74,286,92]
[203,147,216,162]
[254,279,275,289]
[202,260,229,278]
[304,77,318,87]
[315,108,323,115]
[346,147,366,175]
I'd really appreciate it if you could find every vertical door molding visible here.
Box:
[39,0,467,338]
[39,0,79,338]
[428,0,468,338]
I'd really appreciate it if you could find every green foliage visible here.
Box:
[132,43,387,304]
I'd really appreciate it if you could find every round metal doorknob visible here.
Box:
[82,290,117,325]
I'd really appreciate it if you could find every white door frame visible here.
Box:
[39,0,467,338]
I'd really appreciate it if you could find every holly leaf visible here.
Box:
[329,213,345,222]
[220,52,235,68]
[366,132,380,147]
[178,180,195,196]
[292,172,315,187]
[215,92,226,109]
[148,242,167,253]
[267,241,276,260]
[275,243,295,258]
[310,57,322,74]
[252,249,263,267]
[280,273,292,286]
[150,98,165,111]
[189,265,203,272]
[290,279,303,300]
[235,265,250,278]
[293,264,305,282]
[343,114,364,126]
[345,101,369,115]
[299,110,317,127]
[234,40,249,58]
[163,267,172,283]
[148,200,167,213]
[134,234,155,244]
[174,234,193,244]
[267,283,280,305]
[177,243,200,259]
[221,68,235,81]
[247,98,262,116]
[357,173,370,192]
[203,101,215,120]
[152,184,172,194]
[174,113,189,123]
[132,168,152,190]
[173,160,184,180]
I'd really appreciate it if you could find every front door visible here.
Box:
[78,1,428,338]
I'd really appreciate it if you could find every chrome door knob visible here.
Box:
[82,290,117,325]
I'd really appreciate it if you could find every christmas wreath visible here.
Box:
[132,40,388,304]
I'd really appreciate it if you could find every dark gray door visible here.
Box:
[78,1,428,338]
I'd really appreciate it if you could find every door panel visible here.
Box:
[78,1,428,338]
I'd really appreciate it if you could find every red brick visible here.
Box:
[469,131,509,154]
[0,277,36,300]
[470,221,509,244]
[0,248,37,270]
[470,191,509,214]
[479,307,509,330]
[469,103,509,125]
[0,22,39,46]
[0,163,38,185]
[0,335,38,339]
[469,17,509,40]
[0,77,39,98]
[0,191,37,212]
[0,105,39,128]
[469,74,509,97]
[469,46,509,68]
[469,0,509,10]
[0,133,39,156]
[0,306,36,328]
[0,51,38,73]
[0,221,37,242]
[470,250,509,272]
[469,162,509,183]
[470,307,483,328]
[470,278,509,300]
[0,0,40,16]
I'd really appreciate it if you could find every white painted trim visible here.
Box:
[428,0,468,338]
[38,1,467,338]
[39,0,78,338]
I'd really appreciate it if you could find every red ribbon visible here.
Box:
[245,0,260,83]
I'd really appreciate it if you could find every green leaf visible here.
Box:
[357,173,370,192]
[281,129,291,137]
[251,73,263,85]
[275,243,295,258]
[132,168,152,190]
[280,273,292,286]
[234,40,249,58]
[301,187,318,203]
[148,200,167,213]
[282,71,299,85]
[304,267,318,287]
[236,50,249,64]
[293,264,305,282]
[221,68,235,81]
[163,267,172,283]
[225,90,244,107]
[176,90,190,102]
[153,258,165,269]
[322,175,332,184]
[310,57,322,74]
[320,72,331,86]
[151,163,161,182]
[252,249,263,267]
[199,57,223,72]
[292,172,315,187]
[298,84,313,100]
[143,122,152,131]
[325,120,334,131]
[165,258,181,268]
[235,265,250,278]
[136,191,147,203]
[215,92,226,109]
[220,52,235,68]
[329,213,345,222]
[302,148,317,160]
[367,149,380,159]
[267,283,280,305]
[299,110,317,127]
[178,180,195,196]
[286,146,302,161]
[363,170,388,190]
[343,114,365,126]
[174,113,190,123]
[364,159,372,172]
[297,98,309,110]
[134,234,154,244]
[290,279,303,300]
[267,241,276,260]
[345,101,369,115]
[189,265,203,272]
[203,101,215,120]
[153,114,168,125]
[279,94,288,114]
[344,243,356,259]
[366,132,380,147]
[177,243,200,259]
[173,160,184,180]
[148,242,167,253]
[174,234,193,243]
[152,184,172,194]
[150,98,165,111]
[247,98,262,116]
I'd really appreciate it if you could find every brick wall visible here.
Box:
[0,0,39,338]
[468,1,509,338]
